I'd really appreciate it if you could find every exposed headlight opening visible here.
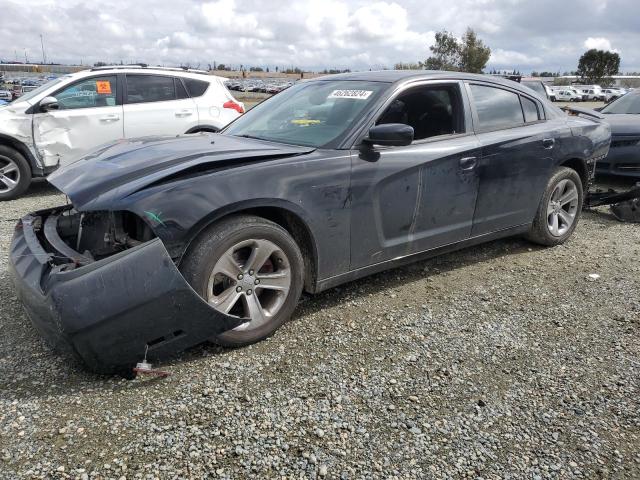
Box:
[34,207,156,266]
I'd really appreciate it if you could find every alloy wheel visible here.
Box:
[207,238,292,331]
[0,156,20,194]
[547,178,579,237]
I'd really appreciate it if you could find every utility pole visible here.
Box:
[40,34,47,64]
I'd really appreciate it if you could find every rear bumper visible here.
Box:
[9,208,244,374]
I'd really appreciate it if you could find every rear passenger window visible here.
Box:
[183,78,209,98]
[175,78,189,99]
[126,75,175,103]
[470,84,524,131]
[521,96,540,123]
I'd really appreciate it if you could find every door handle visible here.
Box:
[542,138,555,149]
[99,114,120,123]
[459,156,477,171]
[175,110,194,117]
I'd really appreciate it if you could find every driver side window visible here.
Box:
[376,85,463,141]
[54,76,118,110]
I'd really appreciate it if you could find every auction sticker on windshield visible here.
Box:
[328,90,373,100]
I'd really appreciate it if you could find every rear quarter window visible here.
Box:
[470,84,524,131]
[521,96,541,123]
[183,79,209,98]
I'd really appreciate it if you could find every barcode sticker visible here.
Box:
[328,90,373,100]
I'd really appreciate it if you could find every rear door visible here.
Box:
[32,74,123,167]
[467,82,558,236]
[350,81,481,269]
[123,74,198,138]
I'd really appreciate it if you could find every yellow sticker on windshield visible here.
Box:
[96,81,112,95]
[291,119,322,125]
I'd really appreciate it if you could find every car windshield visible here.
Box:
[11,76,69,104]
[600,93,640,114]
[224,80,389,148]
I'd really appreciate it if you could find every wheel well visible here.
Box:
[185,126,219,134]
[190,207,318,292]
[560,158,589,190]
[0,134,39,174]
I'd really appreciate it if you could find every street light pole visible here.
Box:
[40,34,47,64]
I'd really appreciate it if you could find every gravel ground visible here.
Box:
[1,177,639,479]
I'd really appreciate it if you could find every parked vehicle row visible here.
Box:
[0,66,245,199]
[8,71,610,374]
[226,79,294,94]
[548,85,629,102]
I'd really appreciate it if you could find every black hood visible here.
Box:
[48,133,315,210]
[601,114,640,136]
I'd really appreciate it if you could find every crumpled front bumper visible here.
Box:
[8,208,244,375]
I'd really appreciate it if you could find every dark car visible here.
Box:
[9,71,610,374]
[595,91,640,177]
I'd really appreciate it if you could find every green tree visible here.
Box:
[424,30,460,71]
[424,28,491,73]
[458,28,491,73]
[577,49,620,85]
[394,61,425,70]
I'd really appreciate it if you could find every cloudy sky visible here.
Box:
[1,0,639,73]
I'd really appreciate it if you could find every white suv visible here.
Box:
[0,66,244,200]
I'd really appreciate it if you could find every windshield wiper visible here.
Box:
[233,134,265,141]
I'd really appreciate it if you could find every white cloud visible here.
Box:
[0,0,638,72]
[583,37,619,53]
[490,49,543,66]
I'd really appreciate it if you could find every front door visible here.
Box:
[123,74,198,138]
[350,82,481,269]
[33,74,123,167]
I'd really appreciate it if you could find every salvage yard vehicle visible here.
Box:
[595,90,640,177]
[0,65,244,200]
[577,85,604,101]
[9,71,610,375]
[554,89,583,102]
[602,88,623,103]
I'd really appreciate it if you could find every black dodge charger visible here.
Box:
[9,71,611,374]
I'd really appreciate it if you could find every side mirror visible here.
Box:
[39,96,59,112]
[364,123,414,147]
[594,106,603,111]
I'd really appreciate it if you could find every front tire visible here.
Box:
[0,145,31,201]
[180,215,304,347]
[527,167,583,246]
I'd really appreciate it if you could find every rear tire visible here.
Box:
[180,215,304,347]
[0,145,31,201]
[527,167,583,246]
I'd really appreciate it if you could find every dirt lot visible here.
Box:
[1,175,639,479]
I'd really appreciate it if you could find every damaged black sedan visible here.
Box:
[9,71,610,374]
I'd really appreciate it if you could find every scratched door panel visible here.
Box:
[350,134,481,269]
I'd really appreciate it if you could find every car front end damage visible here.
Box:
[9,206,245,375]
